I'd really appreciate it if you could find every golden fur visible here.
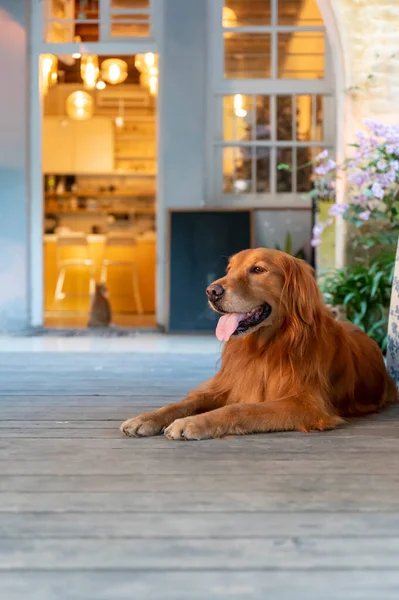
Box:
[121,249,397,440]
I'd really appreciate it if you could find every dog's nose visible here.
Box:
[206,284,225,301]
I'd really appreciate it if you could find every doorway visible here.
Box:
[40,52,158,329]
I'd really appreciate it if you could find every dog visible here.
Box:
[121,248,397,440]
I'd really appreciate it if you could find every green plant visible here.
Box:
[275,232,306,260]
[320,253,395,351]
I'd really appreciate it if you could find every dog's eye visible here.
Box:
[249,266,266,274]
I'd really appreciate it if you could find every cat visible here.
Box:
[88,283,112,328]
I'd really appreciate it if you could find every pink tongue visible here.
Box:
[216,313,245,342]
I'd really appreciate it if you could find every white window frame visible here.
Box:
[37,0,155,48]
[206,0,336,209]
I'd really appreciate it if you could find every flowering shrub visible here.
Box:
[311,119,399,248]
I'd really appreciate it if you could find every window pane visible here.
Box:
[223,147,253,194]
[44,0,99,43]
[255,96,271,141]
[111,0,149,7]
[278,32,325,79]
[255,147,270,193]
[296,95,323,142]
[276,148,293,192]
[296,148,313,193]
[278,0,323,26]
[225,33,271,79]
[277,96,293,141]
[224,0,271,27]
[223,95,253,141]
[255,210,312,261]
[111,14,150,37]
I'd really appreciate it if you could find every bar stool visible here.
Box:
[54,232,95,302]
[100,232,144,315]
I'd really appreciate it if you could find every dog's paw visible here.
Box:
[120,414,163,438]
[164,417,210,441]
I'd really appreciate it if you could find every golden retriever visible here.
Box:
[121,248,397,440]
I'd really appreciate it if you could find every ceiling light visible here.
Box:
[80,55,99,89]
[40,54,58,96]
[66,91,94,121]
[96,80,106,90]
[101,58,128,85]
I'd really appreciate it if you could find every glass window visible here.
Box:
[224,33,272,79]
[224,0,271,27]
[43,0,151,43]
[278,32,325,79]
[278,0,323,26]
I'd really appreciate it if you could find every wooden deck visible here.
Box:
[0,349,399,599]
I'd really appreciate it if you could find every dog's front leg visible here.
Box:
[120,380,226,438]
[164,398,344,440]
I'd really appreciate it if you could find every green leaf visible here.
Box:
[277,164,291,171]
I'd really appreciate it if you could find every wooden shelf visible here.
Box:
[44,207,155,215]
[45,192,155,199]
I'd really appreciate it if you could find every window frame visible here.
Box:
[40,0,155,47]
[206,0,336,208]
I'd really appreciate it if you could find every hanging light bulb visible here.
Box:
[134,52,158,74]
[101,58,128,85]
[40,54,58,96]
[80,55,99,89]
[234,94,247,118]
[96,80,106,90]
[223,6,237,28]
[136,53,158,96]
[223,6,237,38]
[66,91,94,121]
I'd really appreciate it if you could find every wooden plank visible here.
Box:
[0,458,396,476]
[1,511,399,539]
[1,489,399,512]
[2,537,399,569]
[0,570,398,600]
[1,473,399,493]
[1,436,399,454]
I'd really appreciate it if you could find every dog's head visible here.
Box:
[206,248,322,342]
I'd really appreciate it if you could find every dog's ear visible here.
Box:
[281,257,322,326]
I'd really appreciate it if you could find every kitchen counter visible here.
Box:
[44,234,156,314]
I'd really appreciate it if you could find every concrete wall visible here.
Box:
[156,0,208,327]
[0,0,29,331]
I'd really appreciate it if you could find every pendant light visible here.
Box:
[101,58,128,85]
[66,91,94,121]
[135,53,158,96]
[40,54,58,96]
[80,55,99,89]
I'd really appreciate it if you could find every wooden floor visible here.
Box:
[1,349,399,599]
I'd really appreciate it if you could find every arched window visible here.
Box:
[208,0,335,207]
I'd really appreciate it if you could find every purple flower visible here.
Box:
[358,210,371,221]
[315,149,328,161]
[313,223,325,237]
[377,159,388,171]
[371,182,384,199]
[314,159,336,176]
[391,160,399,171]
[386,144,395,154]
[311,238,322,247]
[348,170,370,187]
[328,203,348,217]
